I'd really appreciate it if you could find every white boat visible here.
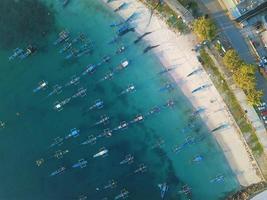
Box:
[93,148,108,158]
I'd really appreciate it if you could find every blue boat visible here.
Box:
[9,48,23,61]
[89,99,104,110]
[210,174,224,183]
[192,155,204,163]
[117,24,135,36]
[158,183,168,199]
[54,30,70,45]
[49,166,66,176]
[72,159,88,169]
[65,128,80,139]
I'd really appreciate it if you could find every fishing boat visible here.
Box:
[81,135,97,145]
[72,159,88,169]
[134,163,147,174]
[114,189,129,200]
[93,147,108,158]
[49,166,66,176]
[102,128,113,138]
[65,48,77,59]
[72,33,86,44]
[158,183,168,199]
[104,179,117,190]
[53,97,71,111]
[130,114,144,124]
[164,99,175,108]
[191,107,205,116]
[116,45,126,54]
[65,75,80,87]
[120,154,134,165]
[118,60,129,70]
[192,155,204,163]
[33,80,48,93]
[113,121,128,131]
[65,128,80,139]
[119,84,135,96]
[49,137,64,148]
[47,85,63,97]
[77,195,88,200]
[19,45,37,59]
[54,149,69,159]
[151,138,165,149]
[178,184,192,196]
[72,87,87,98]
[210,174,224,183]
[159,83,174,92]
[95,115,110,126]
[9,48,23,61]
[114,2,127,12]
[97,55,111,66]
[99,71,114,82]
[191,84,210,93]
[89,99,104,110]
[147,106,161,116]
[187,68,203,77]
[54,30,70,45]
[35,158,44,167]
[59,42,72,53]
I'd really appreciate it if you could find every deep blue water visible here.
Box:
[0,0,239,199]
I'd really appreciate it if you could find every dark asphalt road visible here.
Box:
[200,0,267,102]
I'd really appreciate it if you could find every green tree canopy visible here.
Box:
[247,89,263,106]
[223,49,243,71]
[193,16,217,41]
[232,64,256,91]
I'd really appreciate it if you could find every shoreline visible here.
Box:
[102,0,262,186]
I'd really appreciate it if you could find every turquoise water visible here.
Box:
[0,0,239,199]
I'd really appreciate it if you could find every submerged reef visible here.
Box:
[0,0,54,49]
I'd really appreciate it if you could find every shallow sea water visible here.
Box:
[0,0,239,199]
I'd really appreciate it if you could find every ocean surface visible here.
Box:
[0,0,239,199]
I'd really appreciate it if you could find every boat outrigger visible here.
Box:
[72,159,88,169]
[33,80,48,93]
[104,179,117,190]
[89,99,104,110]
[94,115,110,126]
[49,137,64,148]
[9,48,23,61]
[158,183,168,199]
[93,147,108,158]
[49,166,66,176]
[120,154,134,165]
[47,85,62,97]
[65,128,80,139]
[81,135,97,145]
[54,30,70,45]
[72,87,87,98]
[114,189,129,200]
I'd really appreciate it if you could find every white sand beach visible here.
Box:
[103,0,263,186]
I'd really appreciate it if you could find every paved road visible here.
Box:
[200,0,267,102]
